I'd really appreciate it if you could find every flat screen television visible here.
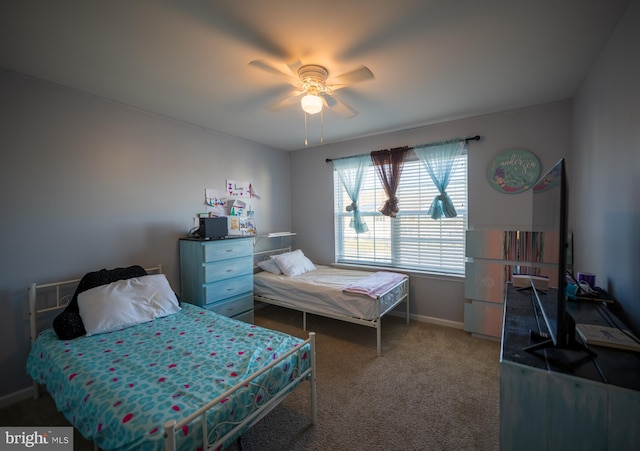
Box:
[525,159,591,354]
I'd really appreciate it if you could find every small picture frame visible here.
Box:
[228,216,242,236]
[242,217,257,236]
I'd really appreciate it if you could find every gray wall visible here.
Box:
[572,1,640,334]
[0,69,291,399]
[289,101,571,325]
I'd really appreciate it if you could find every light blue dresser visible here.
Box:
[179,237,254,323]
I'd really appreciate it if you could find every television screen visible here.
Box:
[526,158,571,351]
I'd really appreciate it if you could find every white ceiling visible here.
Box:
[0,0,631,151]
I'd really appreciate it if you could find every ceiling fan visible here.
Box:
[249,59,374,118]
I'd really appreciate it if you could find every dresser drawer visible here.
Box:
[204,256,253,283]
[203,238,252,262]
[205,293,253,318]
[204,274,253,304]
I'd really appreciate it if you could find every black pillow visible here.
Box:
[52,265,148,340]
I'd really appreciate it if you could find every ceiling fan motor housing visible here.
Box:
[298,64,329,94]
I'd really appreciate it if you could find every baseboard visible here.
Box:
[387,310,464,330]
[0,386,33,409]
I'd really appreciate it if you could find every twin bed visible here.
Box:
[26,252,408,450]
[253,248,410,357]
[26,265,316,451]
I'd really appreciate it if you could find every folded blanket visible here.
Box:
[343,271,407,299]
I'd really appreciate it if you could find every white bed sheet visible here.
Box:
[253,265,406,321]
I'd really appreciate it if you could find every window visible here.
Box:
[333,150,467,275]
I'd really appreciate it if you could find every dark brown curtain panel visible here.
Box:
[370,146,408,217]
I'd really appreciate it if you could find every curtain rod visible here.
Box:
[325,135,480,163]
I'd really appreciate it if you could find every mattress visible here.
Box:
[27,303,310,451]
[253,265,406,321]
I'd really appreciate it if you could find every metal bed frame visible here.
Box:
[254,249,410,356]
[28,264,317,451]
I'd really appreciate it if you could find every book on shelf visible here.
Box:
[576,323,640,352]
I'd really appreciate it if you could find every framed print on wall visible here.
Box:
[487,148,540,194]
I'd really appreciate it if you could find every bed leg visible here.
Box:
[406,296,410,325]
[164,420,177,451]
[303,312,307,331]
[404,281,411,326]
[309,332,317,425]
[377,323,382,357]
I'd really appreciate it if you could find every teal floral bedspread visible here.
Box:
[27,304,310,450]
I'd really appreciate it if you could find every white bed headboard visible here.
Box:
[28,264,164,344]
[253,247,291,270]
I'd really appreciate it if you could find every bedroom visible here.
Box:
[1,0,639,448]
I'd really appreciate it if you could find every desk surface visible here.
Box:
[501,284,640,391]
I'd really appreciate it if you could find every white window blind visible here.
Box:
[333,151,467,275]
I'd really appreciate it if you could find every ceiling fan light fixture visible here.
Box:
[301,94,323,115]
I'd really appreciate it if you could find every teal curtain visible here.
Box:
[414,139,465,219]
[333,155,370,233]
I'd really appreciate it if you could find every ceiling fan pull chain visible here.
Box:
[304,112,309,146]
[320,110,324,144]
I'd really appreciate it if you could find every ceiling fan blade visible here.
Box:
[320,92,358,118]
[332,66,374,86]
[249,60,297,83]
[267,90,304,112]
[287,59,303,75]
[169,2,291,61]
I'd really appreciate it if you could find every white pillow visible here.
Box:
[257,258,282,274]
[78,274,181,336]
[273,249,316,277]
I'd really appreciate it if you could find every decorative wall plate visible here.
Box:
[487,148,540,194]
